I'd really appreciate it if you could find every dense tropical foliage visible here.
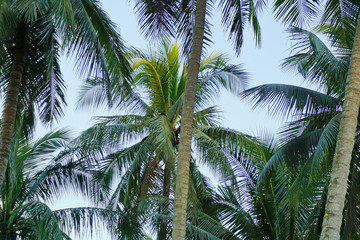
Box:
[0,0,359,239]
[0,0,130,188]
[0,118,113,239]
[73,41,254,239]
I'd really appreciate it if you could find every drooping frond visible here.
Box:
[219,0,263,53]
[320,0,359,49]
[272,0,321,27]
[133,0,178,40]
[242,84,340,119]
[283,27,349,96]
[177,0,213,56]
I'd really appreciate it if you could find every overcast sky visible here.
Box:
[46,1,319,239]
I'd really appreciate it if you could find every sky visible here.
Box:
[46,0,319,239]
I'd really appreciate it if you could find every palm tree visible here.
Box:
[242,26,360,239]
[0,129,72,239]
[270,1,360,238]
[75,41,251,239]
[132,1,264,238]
[0,0,130,188]
[212,134,329,240]
[0,124,105,239]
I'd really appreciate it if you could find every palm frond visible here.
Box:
[272,0,321,27]
[133,0,178,40]
[219,0,263,53]
[242,84,340,119]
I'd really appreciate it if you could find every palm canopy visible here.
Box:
[74,41,255,239]
[0,0,132,190]
[0,0,130,128]
[0,125,92,239]
[212,134,332,240]
[133,0,264,55]
[240,26,360,239]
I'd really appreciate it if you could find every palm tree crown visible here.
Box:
[75,41,251,239]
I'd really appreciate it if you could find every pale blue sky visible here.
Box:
[47,1,318,239]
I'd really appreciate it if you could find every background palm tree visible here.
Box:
[241,26,360,239]
[0,0,131,188]
[270,0,360,238]
[0,122,110,239]
[214,136,316,240]
[75,41,251,239]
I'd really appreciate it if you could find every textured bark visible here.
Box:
[0,23,27,186]
[172,0,206,239]
[320,16,360,240]
[344,163,357,240]
[158,161,172,240]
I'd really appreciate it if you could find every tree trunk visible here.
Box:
[158,161,172,240]
[0,22,27,186]
[343,160,357,240]
[172,0,206,239]
[320,16,360,240]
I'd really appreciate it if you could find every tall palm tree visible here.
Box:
[0,0,130,188]
[132,1,263,238]
[271,1,360,238]
[242,26,360,239]
[75,41,251,239]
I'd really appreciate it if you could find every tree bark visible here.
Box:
[0,22,27,186]
[172,0,206,239]
[158,161,172,240]
[320,16,360,240]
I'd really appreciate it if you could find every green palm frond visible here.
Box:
[192,128,234,182]
[320,0,359,49]
[215,185,262,239]
[7,200,65,240]
[258,129,323,183]
[282,27,348,96]
[242,84,340,119]
[54,207,117,239]
[65,0,130,81]
[133,0,178,40]
[18,128,71,174]
[147,115,176,161]
[219,0,263,52]
[272,0,321,27]
[193,106,222,127]
[309,113,340,178]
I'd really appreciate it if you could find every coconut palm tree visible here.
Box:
[132,1,264,237]
[0,0,130,189]
[213,136,316,239]
[75,41,253,239]
[270,1,360,238]
[242,26,360,239]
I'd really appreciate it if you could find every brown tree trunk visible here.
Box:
[320,16,360,240]
[0,22,27,186]
[158,161,172,240]
[171,0,206,239]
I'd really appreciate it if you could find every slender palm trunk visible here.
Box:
[320,16,360,240]
[172,0,206,239]
[158,161,172,240]
[0,23,27,186]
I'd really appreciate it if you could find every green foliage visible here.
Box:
[0,0,131,135]
[74,41,250,239]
